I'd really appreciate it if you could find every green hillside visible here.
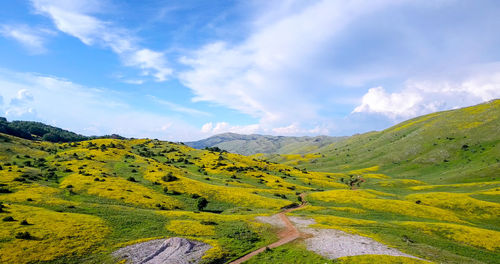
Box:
[0,134,340,263]
[294,99,500,185]
[185,132,344,155]
[0,100,499,263]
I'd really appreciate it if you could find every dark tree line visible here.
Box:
[0,117,124,143]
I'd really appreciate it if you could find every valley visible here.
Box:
[0,100,499,263]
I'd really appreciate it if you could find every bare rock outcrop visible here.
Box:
[113,237,211,264]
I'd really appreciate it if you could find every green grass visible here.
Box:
[0,100,499,263]
[244,242,334,264]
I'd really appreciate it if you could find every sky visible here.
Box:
[0,0,499,141]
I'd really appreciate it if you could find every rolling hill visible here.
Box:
[296,99,500,185]
[0,100,498,263]
[185,133,345,155]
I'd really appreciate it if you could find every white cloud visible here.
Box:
[199,121,331,137]
[4,89,37,119]
[0,68,202,141]
[271,123,301,135]
[200,122,261,135]
[0,24,55,53]
[148,95,211,117]
[31,0,172,82]
[353,66,500,119]
[126,49,173,82]
[353,87,424,119]
[122,79,144,85]
[180,0,395,130]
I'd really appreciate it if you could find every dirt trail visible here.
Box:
[229,194,307,264]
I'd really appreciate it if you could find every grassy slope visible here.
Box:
[285,100,500,264]
[0,100,498,263]
[0,134,338,263]
[304,99,500,184]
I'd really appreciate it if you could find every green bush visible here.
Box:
[15,231,32,239]
[3,216,15,221]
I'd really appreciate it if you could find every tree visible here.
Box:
[197,197,208,211]
[100,144,107,151]
[340,174,365,190]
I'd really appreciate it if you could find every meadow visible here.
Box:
[0,100,499,263]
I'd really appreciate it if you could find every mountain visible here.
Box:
[185,132,345,155]
[297,99,500,185]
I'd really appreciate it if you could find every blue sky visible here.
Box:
[0,0,499,141]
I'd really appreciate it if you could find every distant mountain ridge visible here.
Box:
[185,132,346,155]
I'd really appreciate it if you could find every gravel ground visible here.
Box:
[112,237,212,264]
[288,217,423,260]
[255,214,286,229]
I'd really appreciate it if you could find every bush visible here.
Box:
[162,173,178,182]
[15,231,32,239]
[201,221,218,225]
[2,216,15,222]
[197,197,208,211]
[0,187,12,193]
[127,176,137,182]
[20,219,30,225]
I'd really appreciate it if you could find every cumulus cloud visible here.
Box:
[0,69,202,141]
[3,89,38,120]
[180,1,395,130]
[31,0,172,81]
[179,0,500,136]
[200,122,261,135]
[0,24,55,53]
[199,121,330,137]
[353,66,500,119]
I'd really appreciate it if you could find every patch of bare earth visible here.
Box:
[288,216,424,260]
[112,237,211,264]
[255,214,286,229]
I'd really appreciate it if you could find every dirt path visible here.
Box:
[229,194,307,264]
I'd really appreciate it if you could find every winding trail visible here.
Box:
[229,194,307,264]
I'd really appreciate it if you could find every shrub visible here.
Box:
[127,176,137,182]
[201,221,218,225]
[20,219,30,225]
[0,187,12,193]
[162,173,178,182]
[3,216,15,221]
[15,231,32,239]
[340,174,366,189]
[197,197,208,211]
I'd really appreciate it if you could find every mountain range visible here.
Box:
[185,133,345,155]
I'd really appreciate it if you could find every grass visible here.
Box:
[244,242,334,264]
[0,100,499,263]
